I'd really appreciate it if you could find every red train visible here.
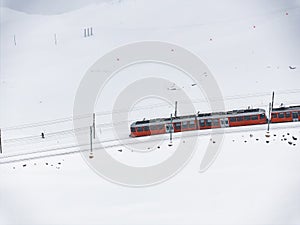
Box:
[130,105,300,137]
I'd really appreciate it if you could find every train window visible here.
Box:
[260,114,266,119]
[182,121,188,129]
[157,125,164,130]
[199,119,205,127]
[131,127,136,132]
[298,111,300,116]
[229,117,236,122]
[212,119,219,126]
[137,127,143,132]
[150,125,157,130]
[237,116,243,121]
[278,113,284,118]
[272,113,277,118]
[244,116,251,121]
[206,119,212,127]
[189,120,195,128]
[144,126,150,131]
[251,115,258,120]
[285,112,291,118]
[175,123,181,129]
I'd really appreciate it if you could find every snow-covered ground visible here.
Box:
[1,0,300,224]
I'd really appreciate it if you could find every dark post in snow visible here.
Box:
[90,27,93,36]
[175,101,178,117]
[89,126,93,159]
[0,129,2,154]
[54,33,57,45]
[13,35,17,46]
[84,28,86,37]
[93,113,96,139]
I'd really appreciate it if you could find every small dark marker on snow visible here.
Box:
[23,164,26,167]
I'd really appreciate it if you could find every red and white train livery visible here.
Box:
[130,105,300,137]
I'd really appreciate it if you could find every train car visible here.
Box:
[271,105,300,123]
[197,108,266,129]
[227,108,267,127]
[130,119,165,137]
[130,107,267,137]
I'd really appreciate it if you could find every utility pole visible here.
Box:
[266,91,275,137]
[54,33,57,45]
[175,101,178,117]
[0,129,2,154]
[89,126,93,159]
[93,113,96,139]
[168,114,173,146]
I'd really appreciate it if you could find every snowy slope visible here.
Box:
[1,0,300,224]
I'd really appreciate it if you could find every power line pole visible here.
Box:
[13,35,17,46]
[54,33,57,45]
[266,91,275,137]
[168,114,173,146]
[89,126,93,159]
[93,113,96,139]
[175,101,178,117]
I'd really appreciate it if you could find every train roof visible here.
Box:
[272,105,300,112]
[197,108,265,118]
[131,108,266,127]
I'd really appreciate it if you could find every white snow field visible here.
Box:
[1,0,300,224]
